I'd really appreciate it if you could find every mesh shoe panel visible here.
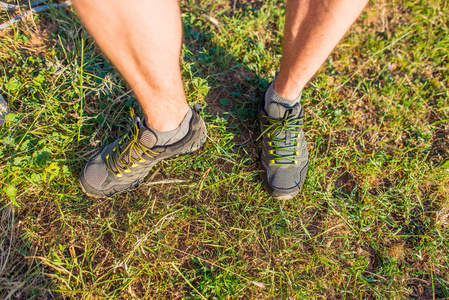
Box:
[271,169,298,189]
[139,126,157,148]
[84,160,108,189]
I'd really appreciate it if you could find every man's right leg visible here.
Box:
[73,0,207,197]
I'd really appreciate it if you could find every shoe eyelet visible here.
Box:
[124,169,131,173]
[269,150,274,155]
[116,173,123,178]
[270,159,275,164]
[131,163,138,168]
[139,159,145,163]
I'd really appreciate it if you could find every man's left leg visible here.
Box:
[259,0,368,199]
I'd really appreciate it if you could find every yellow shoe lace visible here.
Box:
[258,109,303,165]
[105,109,158,177]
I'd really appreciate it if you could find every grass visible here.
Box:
[0,0,448,298]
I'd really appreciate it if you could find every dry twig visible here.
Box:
[0,0,72,30]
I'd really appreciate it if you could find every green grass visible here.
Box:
[1,0,448,298]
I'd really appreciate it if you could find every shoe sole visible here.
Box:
[79,176,146,198]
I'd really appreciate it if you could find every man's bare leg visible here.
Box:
[72,0,188,132]
[276,0,369,99]
[75,0,208,198]
[260,0,368,199]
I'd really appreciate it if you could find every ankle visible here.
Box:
[266,80,302,107]
[273,74,304,101]
[144,104,190,132]
[145,107,192,146]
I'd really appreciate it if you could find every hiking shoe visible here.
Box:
[80,104,207,198]
[258,90,308,199]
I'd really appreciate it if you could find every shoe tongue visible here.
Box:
[265,101,301,164]
[138,118,157,148]
[266,101,300,119]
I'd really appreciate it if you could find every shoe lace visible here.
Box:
[259,109,303,165]
[105,109,158,177]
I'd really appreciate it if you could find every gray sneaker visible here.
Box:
[258,91,309,199]
[80,104,207,198]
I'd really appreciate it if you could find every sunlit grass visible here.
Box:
[0,0,448,298]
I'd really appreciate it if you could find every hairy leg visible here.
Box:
[276,0,368,100]
[72,0,188,131]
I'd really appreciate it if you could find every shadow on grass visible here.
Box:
[0,205,62,299]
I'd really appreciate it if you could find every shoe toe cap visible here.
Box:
[81,154,109,190]
[270,168,301,191]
